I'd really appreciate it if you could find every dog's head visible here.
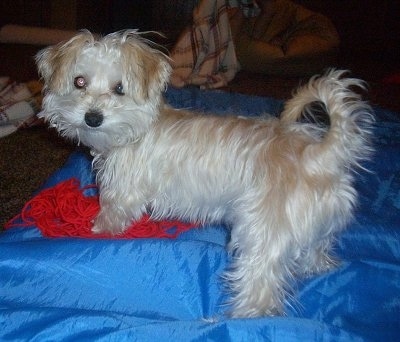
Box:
[36,30,171,152]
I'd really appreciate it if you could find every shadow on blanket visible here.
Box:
[1,87,399,341]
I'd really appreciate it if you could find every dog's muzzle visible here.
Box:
[85,110,104,128]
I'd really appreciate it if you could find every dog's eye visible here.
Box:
[74,76,86,89]
[114,82,124,96]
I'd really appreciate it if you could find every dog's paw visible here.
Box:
[91,211,130,235]
[91,222,128,235]
[91,222,109,234]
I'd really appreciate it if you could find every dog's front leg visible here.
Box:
[92,192,147,234]
[92,167,149,235]
[91,148,151,235]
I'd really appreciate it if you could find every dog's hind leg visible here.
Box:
[295,237,338,277]
[225,195,296,318]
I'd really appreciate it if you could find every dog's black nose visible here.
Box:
[85,110,104,127]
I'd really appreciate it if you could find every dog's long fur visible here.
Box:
[36,30,373,318]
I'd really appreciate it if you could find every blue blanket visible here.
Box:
[1,87,399,341]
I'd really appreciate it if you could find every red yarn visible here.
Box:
[5,178,197,239]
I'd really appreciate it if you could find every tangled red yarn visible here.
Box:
[5,178,196,239]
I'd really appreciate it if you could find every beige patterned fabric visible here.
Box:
[170,0,259,89]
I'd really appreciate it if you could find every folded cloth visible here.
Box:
[0,78,43,137]
[0,82,32,105]
[170,0,260,89]
[0,100,38,125]
[0,124,17,138]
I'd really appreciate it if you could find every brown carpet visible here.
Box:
[0,127,74,228]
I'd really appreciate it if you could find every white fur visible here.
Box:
[36,30,374,318]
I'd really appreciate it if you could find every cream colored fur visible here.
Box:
[36,30,373,318]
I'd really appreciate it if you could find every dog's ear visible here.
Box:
[35,31,94,95]
[120,32,171,103]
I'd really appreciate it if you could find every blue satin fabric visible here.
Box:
[1,87,399,341]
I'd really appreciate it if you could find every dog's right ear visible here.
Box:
[35,31,94,95]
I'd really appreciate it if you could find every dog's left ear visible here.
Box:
[120,32,171,103]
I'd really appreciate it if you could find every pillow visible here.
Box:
[230,0,340,76]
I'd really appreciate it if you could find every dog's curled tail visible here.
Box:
[281,69,374,169]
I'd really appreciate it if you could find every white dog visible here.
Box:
[36,30,373,318]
